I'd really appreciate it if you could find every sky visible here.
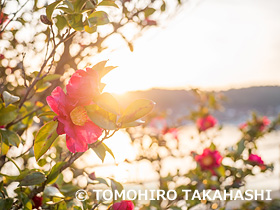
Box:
[98,0,280,94]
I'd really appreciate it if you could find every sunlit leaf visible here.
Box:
[110,178,123,202]
[43,74,61,82]
[67,13,84,31]
[144,7,156,18]
[88,11,109,25]
[2,91,20,107]
[121,119,145,128]
[38,111,57,118]
[85,104,117,130]
[118,99,155,124]
[93,92,120,115]
[19,171,46,186]
[34,120,59,161]
[98,0,119,8]
[0,133,9,156]
[46,0,63,23]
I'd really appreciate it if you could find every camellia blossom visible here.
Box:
[248,154,264,165]
[112,200,134,210]
[149,116,167,134]
[32,195,42,209]
[47,86,102,153]
[259,116,270,131]
[66,68,100,106]
[195,148,222,174]
[196,115,217,132]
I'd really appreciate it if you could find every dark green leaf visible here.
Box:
[19,171,46,186]
[0,129,20,147]
[47,161,66,184]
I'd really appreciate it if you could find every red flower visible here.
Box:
[0,54,4,60]
[259,116,270,131]
[195,148,222,174]
[47,86,102,153]
[66,68,100,106]
[163,127,179,141]
[112,200,134,210]
[0,11,7,25]
[248,154,264,165]
[145,18,157,26]
[196,115,217,132]
[149,116,167,134]
[32,195,42,209]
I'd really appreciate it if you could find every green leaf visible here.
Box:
[67,13,84,31]
[0,129,20,147]
[46,161,66,184]
[88,11,109,25]
[0,133,9,156]
[38,111,57,118]
[73,0,87,12]
[43,74,61,82]
[34,120,59,161]
[91,141,115,162]
[98,0,119,8]
[91,61,117,79]
[19,171,46,186]
[35,81,51,92]
[95,177,109,186]
[237,138,245,156]
[144,7,156,18]
[121,119,145,128]
[216,165,225,177]
[0,198,13,210]
[118,99,155,124]
[110,178,123,202]
[85,104,117,130]
[91,142,106,162]
[0,105,18,126]
[2,91,20,107]
[93,92,120,115]
[84,24,97,34]
[46,0,63,23]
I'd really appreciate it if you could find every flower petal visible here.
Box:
[66,135,88,153]
[73,121,103,145]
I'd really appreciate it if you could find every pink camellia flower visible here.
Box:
[163,127,179,141]
[196,115,217,132]
[66,68,100,106]
[112,200,134,210]
[145,18,157,26]
[47,86,102,153]
[259,116,270,131]
[195,148,222,174]
[248,154,264,165]
[149,116,167,134]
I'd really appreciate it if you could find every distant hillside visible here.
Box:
[115,86,280,124]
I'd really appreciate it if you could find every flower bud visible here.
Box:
[40,15,52,25]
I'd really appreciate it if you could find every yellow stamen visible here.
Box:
[70,106,87,126]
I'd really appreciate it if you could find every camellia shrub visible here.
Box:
[125,90,280,209]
